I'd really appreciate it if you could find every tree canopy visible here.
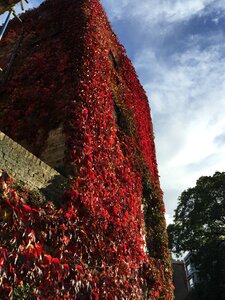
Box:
[168,171,225,253]
[168,171,225,299]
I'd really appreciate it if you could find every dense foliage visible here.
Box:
[0,0,173,298]
[0,170,162,299]
[168,172,225,299]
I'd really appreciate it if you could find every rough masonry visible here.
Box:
[0,131,68,202]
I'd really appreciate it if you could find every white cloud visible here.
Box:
[102,0,225,24]
[165,213,174,225]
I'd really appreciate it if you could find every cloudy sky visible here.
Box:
[2,0,225,224]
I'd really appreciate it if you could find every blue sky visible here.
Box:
[2,0,225,224]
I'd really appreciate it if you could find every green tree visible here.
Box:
[168,171,225,300]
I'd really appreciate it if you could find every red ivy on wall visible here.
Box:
[0,0,173,298]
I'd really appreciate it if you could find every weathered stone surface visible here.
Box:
[39,124,67,170]
[0,131,68,203]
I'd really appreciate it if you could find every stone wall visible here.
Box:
[39,124,67,171]
[0,131,68,203]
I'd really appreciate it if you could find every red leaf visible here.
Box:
[23,205,32,213]
[0,257,4,266]
[52,257,60,265]
[76,265,83,272]
[43,254,52,264]
[63,235,70,246]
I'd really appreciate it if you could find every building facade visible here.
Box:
[172,259,189,300]
[0,0,173,298]
[184,252,199,290]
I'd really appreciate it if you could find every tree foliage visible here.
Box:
[168,171,225,253]
[168,171,225,299]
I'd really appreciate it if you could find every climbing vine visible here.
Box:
[0,0,173,298]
